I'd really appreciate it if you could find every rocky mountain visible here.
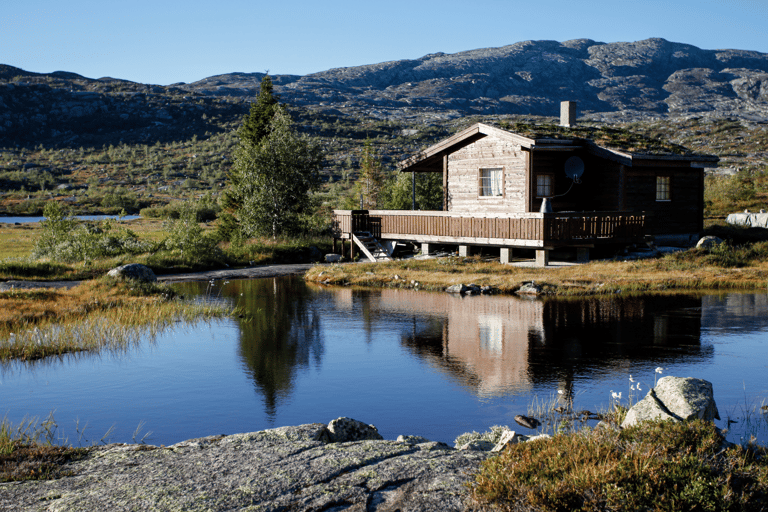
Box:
[181,38,768,123]
[2,37,768,149]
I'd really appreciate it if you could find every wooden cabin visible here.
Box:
[333,114,718,266]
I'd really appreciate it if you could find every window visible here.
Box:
[536,175,553,197]
[479,168,503,197]
[656,176,671,201]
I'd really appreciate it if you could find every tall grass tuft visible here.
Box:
[1,413,88,482]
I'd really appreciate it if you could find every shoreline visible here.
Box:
[0,263,316,291]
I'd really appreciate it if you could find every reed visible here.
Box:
[0,278,234,361]
[0,413,88,482]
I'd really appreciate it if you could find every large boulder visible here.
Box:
[621,376,720,429]
[326,417,383,442]
[107,263,157,282]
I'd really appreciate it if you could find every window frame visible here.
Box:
[536,174,554,198]
[478,167,504,198]
[656,175,671,202]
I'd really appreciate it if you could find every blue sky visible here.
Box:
[2,0,766,85]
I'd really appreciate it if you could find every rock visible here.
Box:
[491,430,527,452]
[621,376,720,429]
[0,423,489,511]
[445,283,468,294]
[465,283,481,295]
[514,415,541,430]
[696,236,723,249]
[516,282,543,295]
[445,283,482,295]
[525,434,552,443]
[326,417,383,442]
[396,435,430,445]
[480,285,496,295]
[458,440,495,451]
[107,263,157,282]
[324,253,342,263]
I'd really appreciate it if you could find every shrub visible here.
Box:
[472,420,768,511]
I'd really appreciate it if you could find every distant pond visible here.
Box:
[2,277,768,447]
[0,215,140,224]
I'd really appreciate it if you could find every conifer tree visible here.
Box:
[356,138,386,209]
[220,75,283,240]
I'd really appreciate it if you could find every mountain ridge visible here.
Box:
[2,37,768,149]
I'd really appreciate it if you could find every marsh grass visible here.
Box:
[0,278,234,361]
[0,413,88,482]
[472,419,768,512]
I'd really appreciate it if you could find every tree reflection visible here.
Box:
[207,276,324,418]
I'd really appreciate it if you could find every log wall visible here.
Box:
[447,136,526,213]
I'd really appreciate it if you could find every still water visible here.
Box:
[0,215,141,223]
[2,276,768,446]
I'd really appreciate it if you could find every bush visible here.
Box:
[472,420,768,512]
[33,203,152,264]
[162,203,222,264]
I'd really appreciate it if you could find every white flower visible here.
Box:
[611,391,622,399]
[629,375,635,382]
[655,367,664,374]
[630,384,635,391]
[637,383,642,391]
[558,389,564,395]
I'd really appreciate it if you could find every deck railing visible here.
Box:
[333,210,645,247]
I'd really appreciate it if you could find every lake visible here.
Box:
[0,215,141,224]
[2,276,767,447]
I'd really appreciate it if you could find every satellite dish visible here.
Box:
[564,156,585,181]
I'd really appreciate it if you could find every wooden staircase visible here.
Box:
[352,231,393,262]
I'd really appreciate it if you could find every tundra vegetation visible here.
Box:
[3,90,768,509]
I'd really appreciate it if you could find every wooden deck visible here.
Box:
[332,210,646,249]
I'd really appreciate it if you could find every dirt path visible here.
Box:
[155,263,316,283]
[0,263,317,291]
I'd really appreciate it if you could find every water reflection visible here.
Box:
[184,277,324,417]
[327,289,710,398]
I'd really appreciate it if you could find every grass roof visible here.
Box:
[498,121,697,156]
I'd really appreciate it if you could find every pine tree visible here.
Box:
[238,75,280,145]
[220,75,283,240]
[232,109,322,238]
[357,138,387,209]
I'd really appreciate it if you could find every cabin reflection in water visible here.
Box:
[331,289,708,398]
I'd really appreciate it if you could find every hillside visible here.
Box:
[1,37,768,216]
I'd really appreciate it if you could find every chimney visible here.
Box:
[560,101,577,128]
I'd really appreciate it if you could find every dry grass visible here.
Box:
[0,222,37,260]
[472,420,768,511]
[305,250,768,297]
[0,278,233,361]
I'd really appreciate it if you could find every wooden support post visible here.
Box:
[500,247,512,264]
[443,155,448,212]
[459,245,473,257]
[332,238,337,254]
[576,247,590,263]
[350,237,355,260]
[421,243,431,255]
[535,249,549,267]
